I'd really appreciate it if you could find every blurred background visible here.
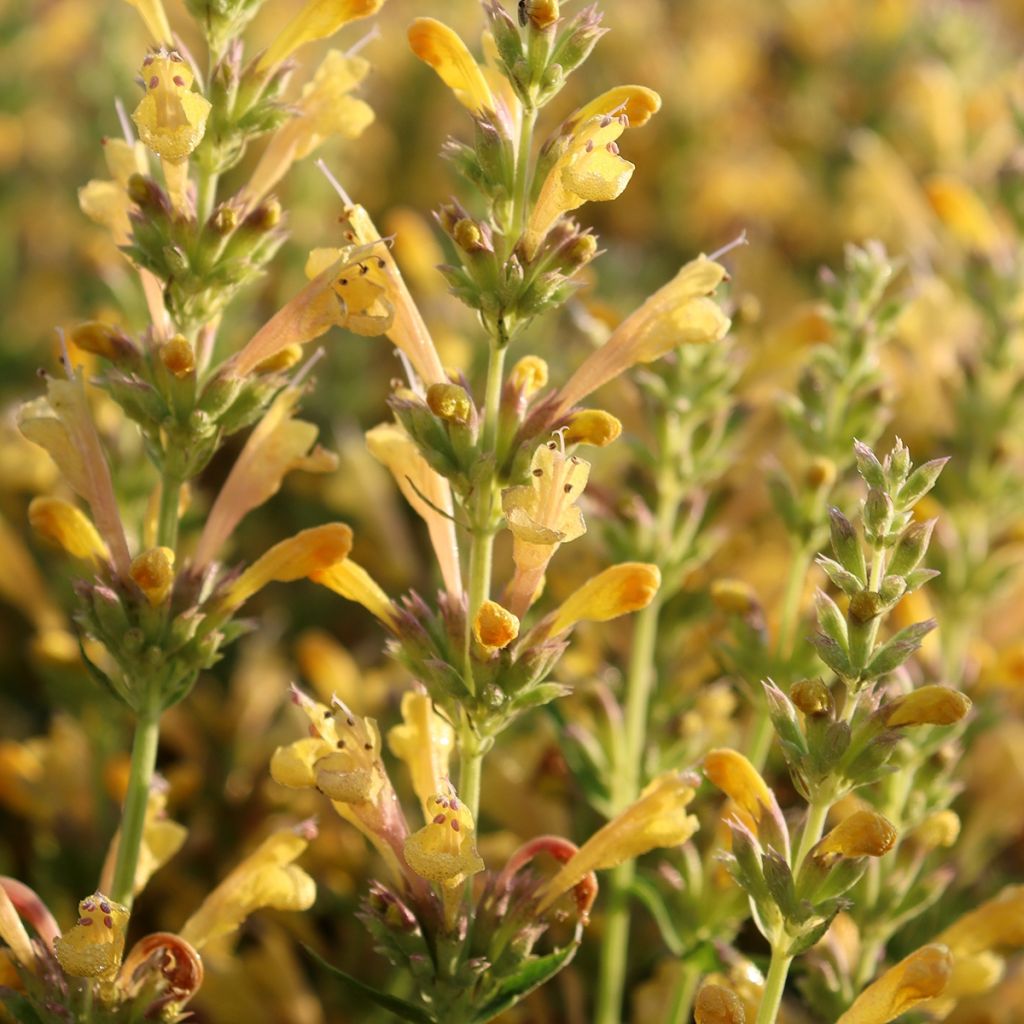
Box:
[2,0,1024,1020]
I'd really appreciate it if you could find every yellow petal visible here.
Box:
[836,945,952,1024]
[473,600,520,650]
[194,388,337,569]
[123,0,172,42]
[815,810,897,860]
[219,523,353,612]
[179,827,316,950]
[258,0,384,73]
[129,547,176,606]
[54,893,129,979]
[885,685,972,727]
[131,52,211,163]
[563,409,622,447]
[537,774,698,914]
[28,497,109,564]
[408,18,494,113]
[936,885,1024,955]
[312,558,396,627]
[388,692,455,819]
[78,179,133,243]
[925,174,1002,253]
[569,85,662,129]
[0,885,35,970]
[100,787,186,898]
[694,983,747,1024]
[544,563,660,638]
[404,790,484,888]
[704,749,777,834]
[271,736,334,790]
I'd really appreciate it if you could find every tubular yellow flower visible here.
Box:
[510,355,549,397]
[536,773,699,913]
[243,52,375,213]
[815,810,897,860]
[193,387,337,571]
[704,749,781,839]
[408,18,495,114]
[524,115,634,258]
[563,409,622,447]
[123,0,172,43]
[131,51,211,163]
[217,523,353,613]
[540,562,660,639]
[129,547,175,606]
[911,810,960,850]
[258,0,384,73]
[271,689,409,883]
[388,691,455,821]
[885,685,972,727]
[502,436,590,617]
[836,945,952,1024]
[473,600,520,650]
[71,321,135,362]
[18,370,131,579]
[552,256,731,419]
[695,983,747,1024]
[935,885,1024,955]
[179,826,316,950]
[79,139,148,245]
[365,422,461,598]
[28,497,109,564]
[312,559,396,628]
[925,174,1002,253]
[567,85,662,130]
[54,893,129,980]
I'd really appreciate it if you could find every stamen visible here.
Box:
[708,229,749,262]
[114,97,135,144]
[346,24,380,57]
[316,159,354,207]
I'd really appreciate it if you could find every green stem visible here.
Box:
[157,473,181,550]
[755,948,794,1024]
[776,545,813,660]
[196,167,219,225]
[110,708,161,907]
[793,796,832,874]
[511,106,537,239]
[458,721,483,823]
[665,958,702,1024]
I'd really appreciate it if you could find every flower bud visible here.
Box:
[160,336,196,378]
[247,196,283,231]
[510,355,549,397]
[710,579,760,616]
[427,382,474,425]
[473,600,520,650]
[884,686,971,728]
[564,409,621,447]
[816,810,897,860]
[911,810,960,850]
[521,0,559,29]
[695,983,746,1024]
[130,547,176,606]
[806,456,837,490]
[849,590,884,623]
[453,218,488,253]
[564,232,599,268]
[791,678,832,716]
[71,321,135,361]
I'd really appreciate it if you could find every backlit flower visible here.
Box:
[312,558,397,628]
[388,691,454,819]
[257,0,384,74]
[536,772,699,913]
[79,138,148,244]
[836,945,952,1024]
[131,51,211,163]
[814,810,897,861]
[502,435,589,617]
[54,892,129,980]
[28,496,109,565]
[884,685,972,727]
[704,748,788,856]
[537,562,660,639]
[408,18,495,114]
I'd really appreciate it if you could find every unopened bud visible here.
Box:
[791,678,832,716]
[885,686,972,728]
[710,579,759,616]
[816,810,897,860]
[564,233,598,268]
[71,321,134,361]
[510,355,548,396]
[849,590,884,623]
[453,218,487,253]
[473,600,520,650]
[427,382,474,425]
[695,983,746,1024]
[564,409,621,447]
[247,196,282,231]
[211,203,239,234]
[911,810,960,850]
[522,0,559,29]
[806,456,837,490]
[130,547,176,607]
[160,336,195,378]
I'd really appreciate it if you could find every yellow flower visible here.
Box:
[243,52,375,213]
[925,174,1002,253]
[910,810,960,850]
[160,335,195,377]
[131,51,211,163]
[524,115,635,258]
[551,256,731,418]
[539,563,660,639]
[935,885,1024,955]
[536,773,699,913]
[0,883,35,973]
[884,685,972,727]
[99,785,186,898]
[365,422,461,597]
[510,355,549,397]
[193,387,337,570]
[312,559,396,628]
[179,826,316,950]
[271,688,410,883]
[78,139,148,244]
[54,893,130,980]
[129,546,175,606]
[501,436,589,617]
[473,600,520,650]
[815,810,897,860]
[123,0,172,43]
[695,983,747,1024]
[388,691,455,821]
[566,85,662,130]
[704,749,782,841]
[28,496,109,564]
[18,369,132,578]
[216,523,352,613]
[836,945,952,1024]
[257,0,384,74]
[563,409,622,447]
[407,18,495,114]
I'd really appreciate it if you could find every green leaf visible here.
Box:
[628,876,686,957]
[471,943,580,1024]
[302,945,435,1023]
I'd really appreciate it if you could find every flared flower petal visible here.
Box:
[131,51,211,163]
[312,559,396,627]
[54,893,129,980]
[100,786,186,898]
[28,497,109,564]
[566,85,662,130]
[179,826,316,950]
[404,788,484,890]
[935,885,1024,956]
[408,18,495,113]
[836,945,952,1024]
[257,0,384,74]
[541,562,660,639]
[885,685,972,727]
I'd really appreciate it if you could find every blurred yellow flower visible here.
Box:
[836,945,952,1024]
[78,139,148,244]
[28,496,109,564]
[388,691,455,819]
[258,0,384,74]
[123,0,172,43]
